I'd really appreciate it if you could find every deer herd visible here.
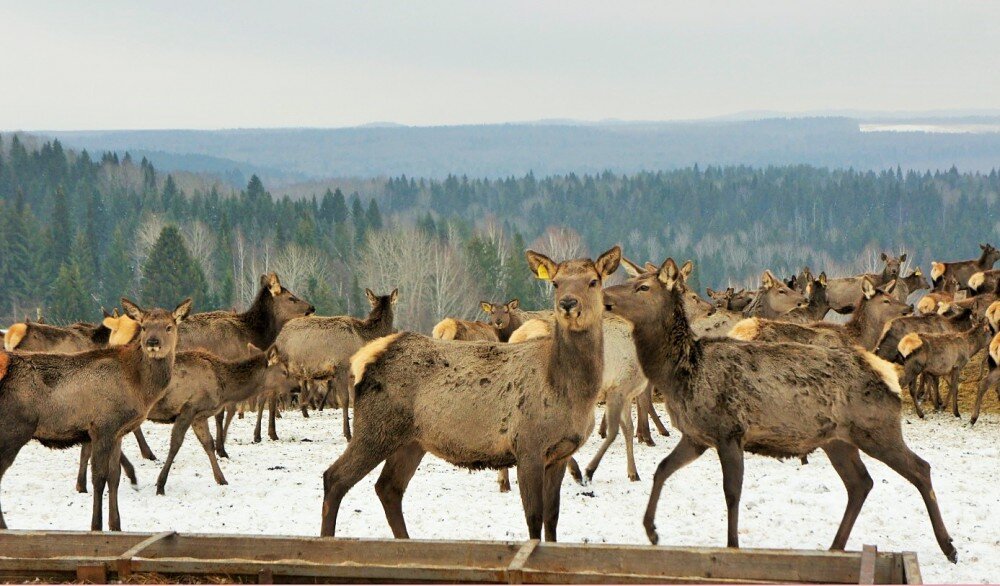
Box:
[5,242,1000,564]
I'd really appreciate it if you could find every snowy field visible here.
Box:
[2,407,997,583]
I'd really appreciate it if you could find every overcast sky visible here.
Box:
[3,1,998,130]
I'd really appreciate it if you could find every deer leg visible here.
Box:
[515,456,545,540]
[598,411,607,439]
[268,393,279,441]
[971,369,999,425]
[584,393,626,482]
[620,403,639,481]
[320,440,393,537]
[497,468,511,493]
[77,443,92,493]
[155,412,196,495]
[253,394,267,443]
[191,417,227,486]
[854,429,957,562]
[374,441,426,539]
[566,458,583,484]
[107,439,123,531]
[542,458,569,542]
[132,427,157,461]
[948,369,961,418]
[334,370,352,441]
[636,396,652,446]
[718,439,744,548]
[89,436,115,531]
[0,433,31,530]
[900,361,926,419]
[217,406,236,458]
[643,384,669,437]
[214,411,225,451]
[822,441,873,550]
[644,435,706,545]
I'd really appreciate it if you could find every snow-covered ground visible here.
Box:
[2,407,997,583]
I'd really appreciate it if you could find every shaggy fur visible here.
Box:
[898,333,923,358]
[431,317,499,342]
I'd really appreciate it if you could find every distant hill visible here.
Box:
[47,116,1000,180]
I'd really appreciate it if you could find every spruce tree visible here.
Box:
[351,195,367,245]
[49,261,91,324]
[103,226,135,309]
[142,225,209,310]
[366,199,383,231]
[331,188,348,224]
[51,186,73,260]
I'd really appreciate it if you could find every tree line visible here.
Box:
[1,133,997,329]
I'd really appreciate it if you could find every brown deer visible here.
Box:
[483,299,526,341]
[730,278,911,351]
[788,266,813,293]
[76,344,299,495]
[782,272,830,322]
[967,269,1000,295]
[897,318,993,418]
[272,288,397,442]
[321,247,621,541]
[894,267,930,302]
[179,273,314,455]
[602,259,957,562]
[971,331,1000,425]
[706,287,751,312]
[825,253,907,314]
[741,270,808,318]
[0,298,191,531]
[931,243,1000,293]
[917,276,960,315]
[3,310,158,467]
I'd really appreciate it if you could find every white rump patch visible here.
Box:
[727,318,760,341]
[916,296,938,316]
[859,348,903,396]
[350,333,404,388]
[106,314,139,347]
[431,318,458,340]
[508,319,552,344]
[931,262,945,282]
[990,333,1000,365]
[986,301,1000,333]
[3,323,27,351]
[897,333,923,359]
[968,271,986,292]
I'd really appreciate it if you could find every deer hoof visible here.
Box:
[218,478,229,486]
[584,469,595,483]
[76,485,87,494]
[253,436,262,444]
[156,486,166,496]
[498,482,511,493]
[645,524,659,545]
[269,433,279,441]
[628,473,640,482]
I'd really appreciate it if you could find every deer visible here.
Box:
[272,288,397,442]
[320,247,621,542]
[729,278,911,351]
[602,258,957,562]
[431,300,523,343]
[967,269,1000,295]
[706,287,752,312]
[894,267,930,302]
[788,266,813,293]
[825,253,907,314]
[0,298,191,531]
[3,310,159,468]
[971,330,1000,425]
[916,276,960,316]
[897,317,993,419]
[782,272,831,323]
[930,243,1000,293]
[740,270,808,319]
[178,273,314,455]
[76,343,299,495]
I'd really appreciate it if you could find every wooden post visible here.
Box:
[76,564,107,583]
[902,552,922,585]
[859,544,877,585]
[505,539,539,584]
[116,531,176,579]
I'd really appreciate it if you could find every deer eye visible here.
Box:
[589,279,599,288]
[779,290,787,295]
[552,281,559,289]
[637,284,650,292]
[166,325,173,332]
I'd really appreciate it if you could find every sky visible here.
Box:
[2,1,998,130]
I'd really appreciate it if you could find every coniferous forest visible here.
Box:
[1,132,998,329]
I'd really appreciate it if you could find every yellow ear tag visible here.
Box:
[536,265,550,280]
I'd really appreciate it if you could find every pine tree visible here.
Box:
[331,188,348,224]
[102,226,135,309]
[306,275,342,316]
[142,225,209,310]
[366,199,383,231]
[51,186,73,260]
[351,195,367,246]
[49,262,91,324]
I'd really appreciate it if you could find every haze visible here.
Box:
[3,1,998,131]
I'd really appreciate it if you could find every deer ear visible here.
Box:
[247,342,261,353]
[265,346,281,367]
[121,298,145,322]
[818,272,828,286]
[261,273,282,296]
[679,260,694,280]
[102,316,117,329]
[595,245,622,279]
[761,270,777,290]
[173,298,193,322]
[982,244,988,250]
[883,279,897,295]
[643,262,658,272]
[914,267,923,276]
[658,258,680,288]
[861,278,877,299]
[621,257,644,278]
[706,287,716,296]
[506,298,519,310]
[880,252,888,262]
[365,288,377,307]
[389,288,399,304]
[526,250,557,281]
[102,307,112,319]
[899,253,907,263]
[480,301,493,314]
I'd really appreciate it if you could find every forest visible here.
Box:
[1,132,998,330]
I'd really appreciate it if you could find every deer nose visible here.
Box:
[305,305,316,315]
[146,338,161,349]
[559,297,579,312]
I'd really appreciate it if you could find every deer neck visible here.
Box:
[498,312,525,343]
[634,289,701,402]
[359,304,394,340]
[844,302,881,349]
[546,317,603,403]
[219,355,269,404]
[123,344,176,406]
[240,288,281,347]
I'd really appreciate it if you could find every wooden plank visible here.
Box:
[859,544,877,584]
[902,552,922,585]
[116,530,176,578]
[75,563,106,583]
[506,539,539,584]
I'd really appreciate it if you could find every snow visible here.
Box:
[3,407,998,583]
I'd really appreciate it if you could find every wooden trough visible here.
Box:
[0,530,921,584]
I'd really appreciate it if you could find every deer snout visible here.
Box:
[558,297,579,313]
[145,338,162,351]
[305,305,316,315]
